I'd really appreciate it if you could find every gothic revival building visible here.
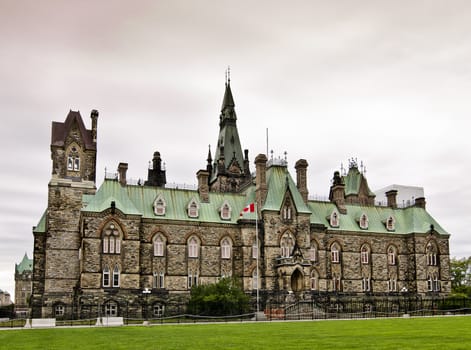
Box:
[31,81,451,318]
[14,253,33,317]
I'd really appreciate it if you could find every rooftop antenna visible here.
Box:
[266,128,269,157]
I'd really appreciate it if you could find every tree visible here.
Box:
[450,257,471,296]
[187,278,250,316]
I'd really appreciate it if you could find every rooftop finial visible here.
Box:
[227,65,231,85]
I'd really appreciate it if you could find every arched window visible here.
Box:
[361,245,370,264]
[112,265,120,288]
[426,242,438,266]
[103,222,121,254]
[387,246,397,265]
[331,243,340,263]
[309,243,318,262]
[67,145,80,171]
[282,205,292,221]
[188,237,199,258]
[153,195,166,216]
[188,198,199,218]
[280,233,295,258]
[153,234,165,257]
[153,303,165,317]
[359,213,368,229]
[103,266,110,287]
[221,237,232,259]
[330,211,340,228]
[220,201,231,220]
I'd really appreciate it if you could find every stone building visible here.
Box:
[0,289,12,307]
[14,253,33,317]
[31,81,451,318]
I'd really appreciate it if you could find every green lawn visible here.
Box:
[1,316,470,350]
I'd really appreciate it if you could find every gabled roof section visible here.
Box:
[16,253,33,273]
[33,210,47,234]
[51,110,95,150]
[343,165,375,197]
[262,165,311,214]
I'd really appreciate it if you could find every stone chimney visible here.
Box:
[90,109,98,143]
[117,163,128,186]
[385,189,398,209]
[329,171,347,214]
[415,197,426,209]
[295,159,309,203]
[255,154,268,210]
[197,169,210,203]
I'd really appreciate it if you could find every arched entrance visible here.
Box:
[290,269,304,292]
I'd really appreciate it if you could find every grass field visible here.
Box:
[1,316,470,350]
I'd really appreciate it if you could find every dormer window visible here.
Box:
[330,210,340,228]
[153,195,166,216]
[220,201,231,220]
[359,213,368,229]
[187,198,199,218]
[386,216,396,231]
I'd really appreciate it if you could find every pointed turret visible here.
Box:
[209,76,251,193]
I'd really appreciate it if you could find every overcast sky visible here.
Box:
[1,1,470,299]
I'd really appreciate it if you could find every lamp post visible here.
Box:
[142,287,151,325]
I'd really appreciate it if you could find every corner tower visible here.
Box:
[209,78,251,193]
[31,109,98,318]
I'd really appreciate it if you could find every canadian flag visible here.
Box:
[240,202,255,216]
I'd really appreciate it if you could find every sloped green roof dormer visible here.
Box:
[343,160,375,205]
[16,253,33,273]
[262,165,311,214]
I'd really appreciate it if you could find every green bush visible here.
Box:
[187,277,250,316]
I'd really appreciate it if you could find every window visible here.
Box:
[153,304,164,317]
[252,269,259,289]
[103,266,110,287]
[332,276,341,291]
[433,274,440,292]
[310,271,318,290]
[309,245,318,262]
[221,238,231,259]
[103,223,121,254]
[66,145,80,171]
[188,199,199,218]
[427,274,433,292]
[153,272,165,289]
[153,235,165,257]
[188,271,198,289]
[104,301,118,316]
[361,245,370,264]
[359,213,368,229]
[330,211,339,228]
[112,265,120,288]
[387,278,397,292]
[220,201,231,220]
[154,195,166,216]
[387,246,396,265]
[280,233,294,258]
[55,304,65,317]
[282,205,292,221]
[386,216,395,231]
[188,237,199,258]
[331,243,340,263]
[362,277,371,292]
[426,242,438,266]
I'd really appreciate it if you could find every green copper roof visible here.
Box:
[263,165,311,214]
[83,180,249,224]
[344,166,375,197]
[33,210,47,233]
[308,201,448,235]
[16,253,33,273]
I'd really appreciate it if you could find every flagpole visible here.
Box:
[255,201,259,314]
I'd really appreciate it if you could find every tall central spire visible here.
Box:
[209,72,251,193]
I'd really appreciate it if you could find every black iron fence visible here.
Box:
[1,296,471,328]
